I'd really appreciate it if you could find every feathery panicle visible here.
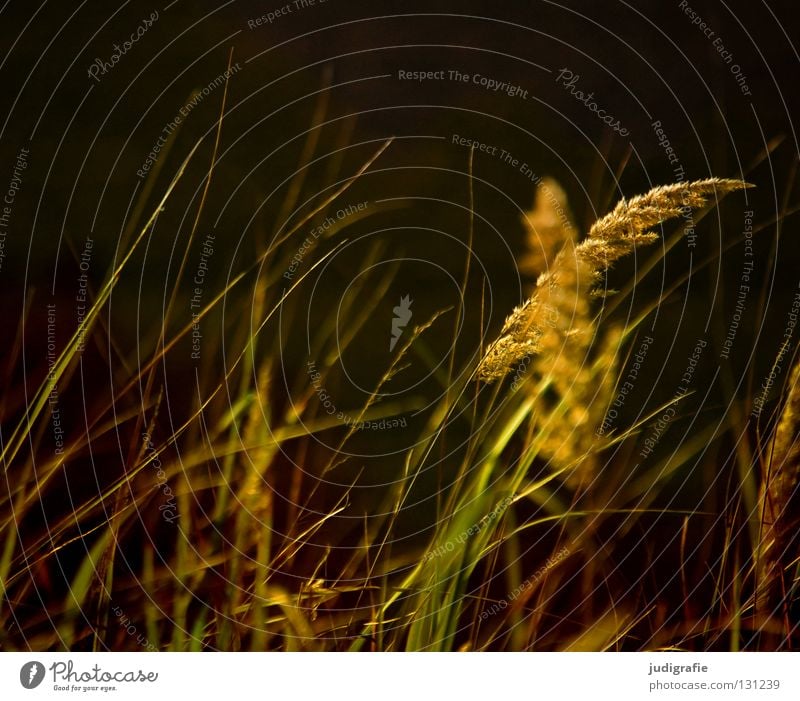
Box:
[477,249,593,383]
[757,357,800,617]
[535,320,623,488]
[518,177,576,277]
[477,177,750,382]
[587,177,747,253]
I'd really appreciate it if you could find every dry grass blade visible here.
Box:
[757,357,800,619]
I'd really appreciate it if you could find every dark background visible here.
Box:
[1,0,797,342]
[0,0,798,650]
[1,0,797,462]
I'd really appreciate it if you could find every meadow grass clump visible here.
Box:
[474,178,750,488]
[0,139,780,653]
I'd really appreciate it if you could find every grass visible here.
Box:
[1,109,797,652]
